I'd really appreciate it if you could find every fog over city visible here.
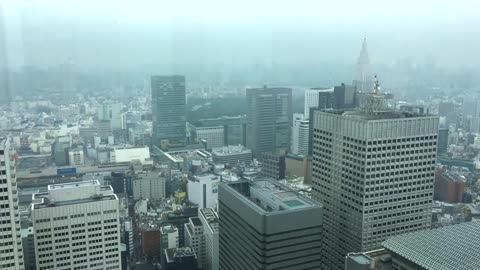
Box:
[2,1,480,76]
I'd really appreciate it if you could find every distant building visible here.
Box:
[193,126,224,150]
[132,171,166,201]
[0,138,25,269]
[109,145,150,163]
[151,75,186,149]
[261,152,286,180]
[312,101,438,269]
[68,146,84,165]
[285,155,312,183]
[218,179,323,269]
[211,145,252,166]
[99,102,124,130]
[31,181,122,270]
[187,174,220,209]
[196,115,247,146]
[438,127,449,154]
[434,170,465,203]
[199,208,219,270]
[246,86,292,157]
[304,87,334,117]
[184,217,204,269]
[352,37,371,92]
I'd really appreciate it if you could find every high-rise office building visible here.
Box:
[291,113,309,156]
[312,97,438,270]
[99,102,124,130]
[31,180,122,270]
[218,179,323,270]
[0,138,25,269]
[304,87,334,117]
[246,87,292,157]
[151,75,186,149]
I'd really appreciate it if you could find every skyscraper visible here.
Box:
[151,75,186,149]
[218,179,323,269]
[31,180,122,269]
[304,87,334,117]
[246,86,292,157]
[0,138,25,269]
[353,37,371,92]
[312,96,438,269]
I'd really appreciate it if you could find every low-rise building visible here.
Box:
[211,145,252,166]
[434,170,466,203]
[132,170,166,201]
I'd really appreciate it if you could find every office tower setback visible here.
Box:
[31,180,122,270]
[246,86,292,157]
[0,138,25,269]
[218,179,323,270]
[151,75,186,148]
[193,126,225,150]
[312,98,438,269]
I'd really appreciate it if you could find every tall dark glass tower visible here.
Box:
[151,75,186,149]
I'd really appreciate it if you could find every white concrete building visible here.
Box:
[0,138,25,269]
[109,145,150,163]
[99,102,124,130]
[304,87,334,117]
[68,148,85,165]
[187,174,220,209]
[291,113,310,156]
[161,225,179,253]
[132,171,166,201]
[195,126,224,150]
[199,208,219,270]
[31,180,122,270]
[184,217,204,269]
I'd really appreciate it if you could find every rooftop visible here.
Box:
[382,221,480,270]
[346,249,393,270]
[199,208,219,233]
[227,179,317,213]
[32,180,116,209]
[212,145,252,156]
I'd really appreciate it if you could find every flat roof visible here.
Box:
[32,192,117,209]
[199,208,219,233]
[382,221,480,270]
[227,179,318,213]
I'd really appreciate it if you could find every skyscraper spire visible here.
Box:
[353,36,371,91]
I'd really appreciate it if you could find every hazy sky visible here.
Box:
[2,0,479,71]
